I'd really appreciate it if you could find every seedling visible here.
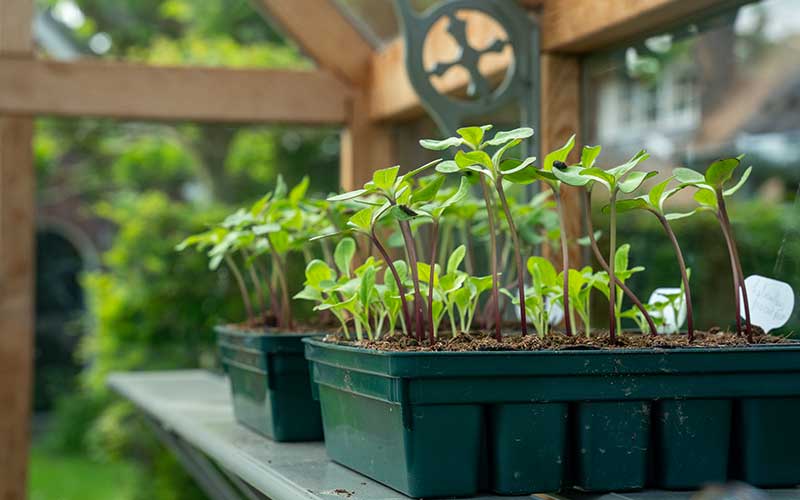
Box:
[177,176,318,330]
[612,176,695,340]
[553,149,655,342]
[422,125,536,338]
[673,158,754,341]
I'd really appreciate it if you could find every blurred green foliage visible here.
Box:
[34,0,338,498]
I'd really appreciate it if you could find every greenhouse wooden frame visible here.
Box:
[0,0,737,497]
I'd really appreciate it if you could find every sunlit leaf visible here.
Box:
[334,237,356,278]
[484,127,534,147]
[705,157,740,187]
[723,165,752,197]
[419,136,463,150]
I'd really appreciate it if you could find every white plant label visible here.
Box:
[740,275,794,333]
[648,287,686,334]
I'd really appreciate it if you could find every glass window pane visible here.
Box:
[582,0,800,334]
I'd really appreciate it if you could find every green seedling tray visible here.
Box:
[216,325,323,442]
[304,339,800,497]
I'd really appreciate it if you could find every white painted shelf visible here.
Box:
[108,370,800,500]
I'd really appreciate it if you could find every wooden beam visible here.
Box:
[0,58,351,124]
[542,0,728,52]
[340,88,394,190]
[369,0,730,121]
[540,53,582,268]
[0,0,33,54]
[0,2,33,499]
[253,0,373,85]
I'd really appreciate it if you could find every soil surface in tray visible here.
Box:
[327,328,791,352]
[222,317,334,335]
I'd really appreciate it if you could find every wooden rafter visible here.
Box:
[541,0,731,52]
[369,0,730,122]
[252,0,374,85]
[0,59,351,124]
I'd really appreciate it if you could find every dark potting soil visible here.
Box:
[326,327,791,352]
[222,317,335,335]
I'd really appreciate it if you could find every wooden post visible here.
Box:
[0,1,35,499]
[340,87,395,190]
[540,52,583,269]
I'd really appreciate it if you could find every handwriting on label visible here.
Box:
[740,275,795,333]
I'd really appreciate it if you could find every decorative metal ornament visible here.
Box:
[394,0,540,157]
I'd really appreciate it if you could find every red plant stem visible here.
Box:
[255,258,282,325]
[716,193,753,341]
[246,260,268,319]
[225,255,254,322]
[479,177,502,340]
[608,190,618,344]
[553,188,573,336]
[266,236,292,330]
[583,190,657,335]
[654,213,695,341]
[370,231,413,337]
[495,180,528,335]
[428,220,439,343]
[398,220,426,341]
[716,212,743,336]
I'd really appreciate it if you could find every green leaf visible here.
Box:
[455,150,493,170]
[484,127,534,147]
[648,178,670,210]
[435,160,460,174]
[334,237,356,278]
[491,139,522,166]
[615,244,631,274]
[328,189,368,202]
[417,262,437,285]
[527,256,557,287]
[273,175,288,200]
[252,223,281,235]
[607,150,649,178]
[552,165,591,187]
[499,156,536,176]
[359,266,377,306]
[411,175,445,204]
[288,176,310,203]
[347,207,374,232]
[500,159,539,185]
[579,167,615,188]
[293,285,322,301]
[723,166,752,197]
[581,145,602,168]
[664,210,698,221]
[673,167,705,185]
[619,170,657,193]
[609,198,649,214]
[419,137,463,151]
[389,205,419,222]
[543,134,576,171]
[436,177,470,214]
[705,158,740,187]
[447,245,467,274]
[403,159,443,181]
[693,188,718,208]
[457,126,487,148]
[372,166,400,191]
[305,259,334,288]
[267,230,291,254]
